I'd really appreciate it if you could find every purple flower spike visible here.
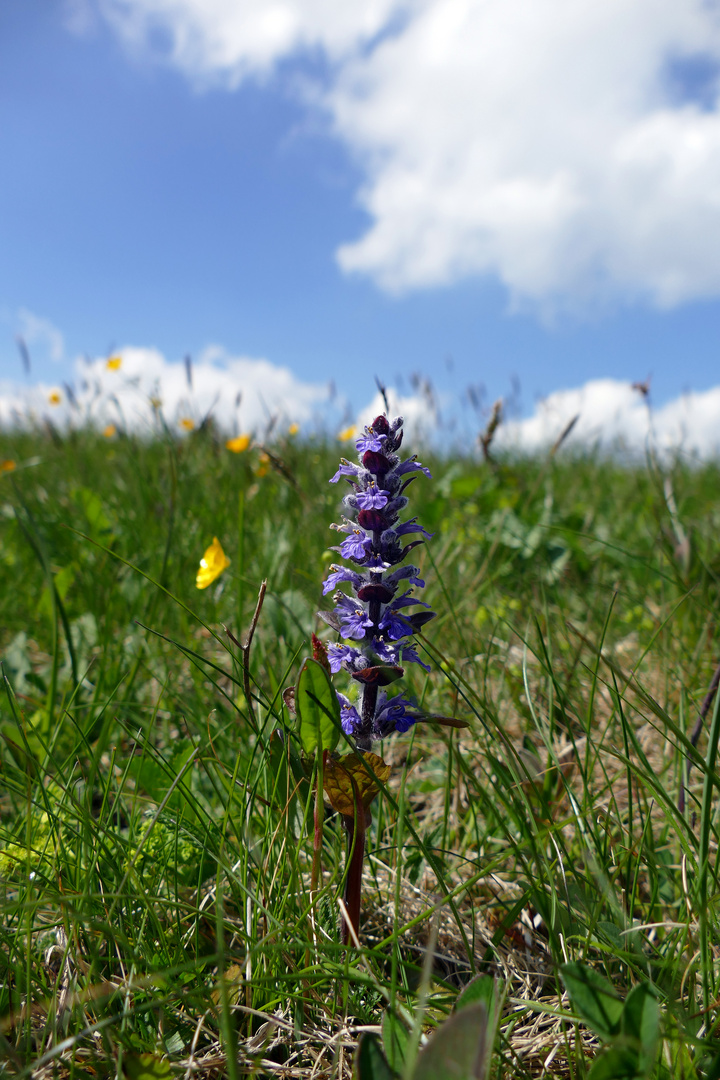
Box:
[318,412,437,748]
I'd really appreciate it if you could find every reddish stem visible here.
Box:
[341,805,367,945]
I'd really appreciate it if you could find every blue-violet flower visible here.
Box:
[319,413,435,750]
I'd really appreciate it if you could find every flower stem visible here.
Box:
[341,805,367,945]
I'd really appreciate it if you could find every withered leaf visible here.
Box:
[323,751,391,816]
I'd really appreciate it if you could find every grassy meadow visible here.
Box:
[2,417,720,1078]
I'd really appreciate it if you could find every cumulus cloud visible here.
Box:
[331,0,720,310]
[96,0,408,84]
[92,0,720,311]
[0,345,331,434]
[495,378,720,460]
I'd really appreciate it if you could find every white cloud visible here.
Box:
[96,0,409,85]
[495,378,720,460]
[331,0,720,310]
[0,346,331,433]
[92,0,720,311]
[3,352,720,460]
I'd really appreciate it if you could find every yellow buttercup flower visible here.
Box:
[288,423,299,436]
[48,391,62,406]
[0,459,16,473]
[179,417,195,431]
[196,537,231,590]
[338,425,357,442]
[255,450,270,477]
[226,434,251,453]
[103,424,117,438]
[106,355,122,371]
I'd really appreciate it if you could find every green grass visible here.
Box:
[2,420,720,1077]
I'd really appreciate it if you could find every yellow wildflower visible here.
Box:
[288,423,299,436]
[0,460,16,473]
[226,434,251,453]
[196,537,230,590]
[103,424,117,438]
[48,391,62,406]
[337,425,357,442]
[179,417,195,431]
[106,355,122,371]
[255,450,270,477]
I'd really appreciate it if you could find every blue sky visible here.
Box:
[3,0,720,451]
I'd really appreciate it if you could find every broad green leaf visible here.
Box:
[122,1053,173,1080]
[456,974,500,1035]
[323,751,390,816]
[412,1002,487,1080]
[621,982,660,1072]
[382,1010,410,1074]
[296,658,341,755]
[37,563,75,621]
[561,962,623,1041]
[587,1046,640,1080]
[455,975,504,1075]
[74,485,114,540]
[355,1032,397,1080]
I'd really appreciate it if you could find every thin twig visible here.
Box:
[550,413,580,457]
[225,578,267,730]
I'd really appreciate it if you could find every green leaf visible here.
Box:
[355,1032,397,1080]
[74,486,114,540]
[621,982,660,1073]
[587,1046,640,1080]
[296,658,341,756]
[37,563,75,621]
[382,1009,410,1074]
[455,976,500,1067]
[561,963,623,1041]
[456,974,496,1014]
[122,1053,173,1080]
[412,1002,487,1080]
[163,1031,185,1055]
